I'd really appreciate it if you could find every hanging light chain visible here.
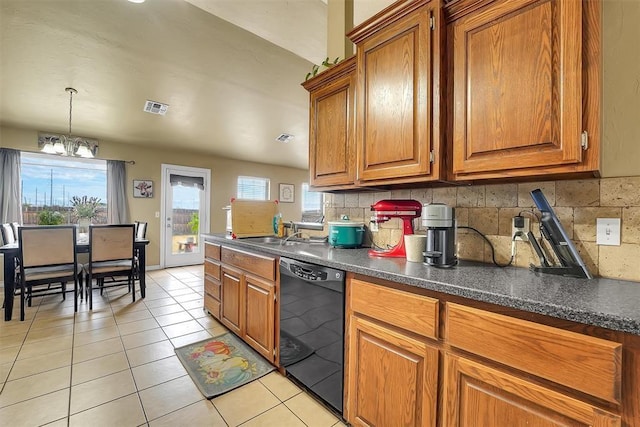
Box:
[65,87,77,139]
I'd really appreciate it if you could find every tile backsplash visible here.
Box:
[324,177,640,282]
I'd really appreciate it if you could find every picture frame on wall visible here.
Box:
[279,183,294,203]
[133,180,153,198]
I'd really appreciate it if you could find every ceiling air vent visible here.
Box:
[143,100,169,115]
[276,133,294,143]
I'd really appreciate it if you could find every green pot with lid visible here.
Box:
[328,215,365,248]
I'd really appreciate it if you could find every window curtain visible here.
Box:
[107,160,129,224]
[0,148,23,224]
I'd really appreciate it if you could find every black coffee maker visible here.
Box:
[421,203,457,268]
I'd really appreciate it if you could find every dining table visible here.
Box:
[1,236,150,321]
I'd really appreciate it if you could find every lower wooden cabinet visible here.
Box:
[346,315,438,427]
[216,245,278,364]
[442,354,621,427]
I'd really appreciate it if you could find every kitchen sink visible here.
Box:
[244,236,327,246]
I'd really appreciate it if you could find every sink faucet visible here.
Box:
[281,231,303,245]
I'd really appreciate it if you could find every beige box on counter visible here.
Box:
[224,199,278,238]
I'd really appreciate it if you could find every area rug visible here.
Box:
[175,332,275,399]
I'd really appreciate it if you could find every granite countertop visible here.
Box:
[203,234,640,336]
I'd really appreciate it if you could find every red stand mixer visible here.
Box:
[368,199,423,258]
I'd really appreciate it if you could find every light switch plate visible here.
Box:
[596,218,621,246]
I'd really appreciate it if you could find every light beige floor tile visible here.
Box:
[196,315,224,330]
[8,348,72,380]
[111,299,149,313]
[144,297,177,308]
[187,307,209,319]
[72,351,129,385]
[43,417,70,427]
[74,308,113,323]
[161,320,204,339]
[213,381,280,426]
[139,375,204,421]
[132,355,186,390]
[180,299,204,310]
[121,327,168,350]
[148,303,186,317]
[155,311,194,327]
[173,292,202,303]
[117,317,160,336]
[18,335,73,359]
[33,304,76,319]
[0,388,69,426]
[285,392,338,427]
[149,400,226,427]
[24,323,74,343]
[0,366,71,408]
[73,337,124,363]
[259,372,302,401]
[69,393,146,427]
[170,330,213,348]
[70,369,137,414]
[332,420,348,426]
[0,333,25,350]
[74,315,117,333]
[115,308,154,324]
[240,403,306,427]
[30,315,75,330]
[126,340,176,367]
[0,321,31,337]
[0,362,12,384]
[73,325,120,347]
[166,288,196,297]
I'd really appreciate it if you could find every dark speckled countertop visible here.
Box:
[204,234,640,336]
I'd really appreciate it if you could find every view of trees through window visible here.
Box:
[20,152,107,225]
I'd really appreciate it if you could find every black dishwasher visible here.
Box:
[279,257,345,414]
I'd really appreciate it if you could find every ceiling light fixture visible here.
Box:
[276,133,295,143]
[40,87,98,158]
[127,0,145,3]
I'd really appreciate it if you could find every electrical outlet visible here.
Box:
[511,216,530,241]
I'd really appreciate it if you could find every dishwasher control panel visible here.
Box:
[290,264,327,281]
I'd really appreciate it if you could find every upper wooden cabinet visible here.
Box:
[449,0,601,180]
[302,57,357,190]
[348,0,443,186]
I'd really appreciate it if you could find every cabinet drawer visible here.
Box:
[204,276,221,301]
[204,259,221,281]
[204,294,220,320]
[446,303,622,403]
[204,241,221,260]
[350,278,438,339]
[221,247,276,281]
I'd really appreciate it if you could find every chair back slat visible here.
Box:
[19,226,76,268]
[2,223,16,244]
[136,221,147,239]
[90,225,135,262]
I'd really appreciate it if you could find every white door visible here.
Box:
[161,164,210,268]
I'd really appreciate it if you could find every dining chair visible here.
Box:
[17,226,80,321]
[135,221,148,239]
[84,224,136,310]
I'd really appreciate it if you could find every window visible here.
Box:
[301,183,323,214]
[237,176,270,200]
[20,152,107,225]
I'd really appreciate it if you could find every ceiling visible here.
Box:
[0,0,329,170]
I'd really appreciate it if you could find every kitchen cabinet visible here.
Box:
[302,57,357,190]
[448,0,601,180]
[203,241,222,320]
[443,355,621,426]
[345,278,439,426]
[218,245,278,363]
[345,274,633,426]
[348,0,443,186]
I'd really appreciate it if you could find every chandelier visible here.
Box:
[39,87,98,158]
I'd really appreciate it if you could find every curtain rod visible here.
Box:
[13,148,135,164]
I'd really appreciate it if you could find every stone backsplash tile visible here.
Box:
[351,176,640,281]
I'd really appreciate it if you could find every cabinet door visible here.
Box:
[221,266,242,335]
[355,3,437,184]
[443,354,621,427]
[243,274,276,362]
[306,58,356,188]
[346,315,438,427]
[452,0,583,178]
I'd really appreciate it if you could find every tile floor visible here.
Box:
[0,266,346,427]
